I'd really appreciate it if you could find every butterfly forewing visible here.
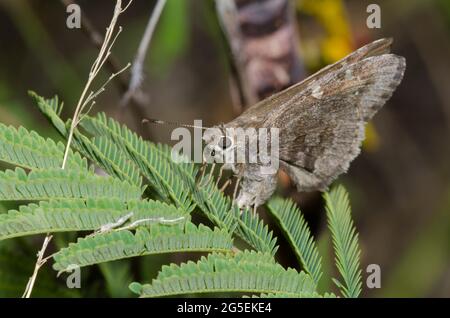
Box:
[226,38,396,129]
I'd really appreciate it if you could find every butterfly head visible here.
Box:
[202,125,236,164]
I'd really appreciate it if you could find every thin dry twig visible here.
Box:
[61,1,131,168]
[60,0,152,139]
[22,0,132,298]
[120,0,167,108]
[61,0,127,91]
[21,235,53,298]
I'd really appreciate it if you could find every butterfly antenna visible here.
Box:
[142,118,209,130]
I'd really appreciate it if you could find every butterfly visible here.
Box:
[202,38,406,209]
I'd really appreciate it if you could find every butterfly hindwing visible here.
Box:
[274,53,406,191]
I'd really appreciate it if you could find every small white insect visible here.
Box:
[90,212,186,236]
[97,212,134,234]
[115,215,186,232]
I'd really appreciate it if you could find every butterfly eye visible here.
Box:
[219,136,232,150]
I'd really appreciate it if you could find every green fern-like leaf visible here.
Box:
[0,198,185,240]
[130,251,316,297]
[324,186,362,298]
[72,133,143,187]
[0,123,87,171]
[194,176,237,230]
[29,93,142,187]
[0,167,143,202]
[235,208,278,256]
[267,197,322,284]
[29,92,67,137]
[79,113,195,211]
[53,223,233,272]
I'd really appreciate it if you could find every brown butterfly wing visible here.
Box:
[226,38,395,129]
[275,54,405,191]
[225,39,406,192]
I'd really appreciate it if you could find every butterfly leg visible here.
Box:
[232,175,242,202]
[197,162,207,183]
[207,163,216,184]
[215,164,226,188]
[219,176,232,192]
[252,203,258,216]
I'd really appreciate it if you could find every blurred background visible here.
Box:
[0,0,449,297]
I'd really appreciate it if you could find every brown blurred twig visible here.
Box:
[215,0,305,109]
[120,0,167,108]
